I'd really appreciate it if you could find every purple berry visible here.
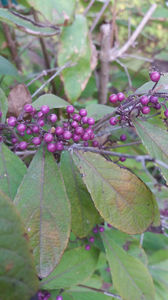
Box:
[0,111,2,118]
[55,142,64,151]
[75,126,84,136]
[17,123,26,132]
[99,226,105,232]
[37,119,45,127]
[140,95,149,105]
[44,133,53,143]
[47,143,56,153]
[109,117,118,125]
[109,94,118,103]
[63,122,69,128]
[89,236,94,243]
[150,71,161,82]
[93,226,98,234]
[120,134,127,141]
[117,92,125,102]
[79,109,87,117]
[90,133,95,140]
[164,109,168,118]
[85,128,93,136]
[73,114,81,122]
[56,295,63,300]
[11,137,18,144]
[55,126,64,136]
[7,116,17,127]
[66,105,75,114]
[26,128,32,135]
[18,141,27,150]
[49,113,57,123]
[82,133,90,141]
[24,104,33,113]
[32,137,41,145]
[155,103,161,110]
[73,134,81,142]
[87,117,95,125]
[71,121,78,128]
[37,111,43,119]
[92,140,99,147]
[149,95,158,104]
[84,141,89,147]
[0,136,3,142]
[63,130,72,140]
[142,106,150,115]
[107,223,112,228]
[85,244,91,251]
[41,105,50,114]
[32,125,40,133]
[120,156,126,162]
[81,116,88,124]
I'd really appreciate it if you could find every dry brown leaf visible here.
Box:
[8,84,32,117]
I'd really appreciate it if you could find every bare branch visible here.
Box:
[90,0,111,33]
[116,58,132,88]
[83,0,96,16]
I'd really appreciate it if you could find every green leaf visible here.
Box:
[86,104,115,121]
[61,291,115,300]
[28,0,76,25]
[0,189,38,300]
[60,151,101,238]
[58,15,92,102]
[41,246,99,289]
[14,147,71,278]
[0,55,18,76]
[0,143,27,199]
[134,119,168,183]
[102,230,155,300]
[149,250,168,285]
[0,8,58,37]
[72,151,155,234]
[0,88,8,122]
[135,73,168,95]
[32,94,68,110]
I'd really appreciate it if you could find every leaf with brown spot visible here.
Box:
[72,151,156,234]
[14,147,71,278]
[8,84,32,117]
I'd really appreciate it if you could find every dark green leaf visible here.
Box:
[72,151,155,234]
[32,94,68,110]
[0,88,8,122]
[0,143,27,199]
[14,147,71,278]
[0,55,18,76]
[41,246,99,289]
[86,104,115,121]
[0,189,38,300]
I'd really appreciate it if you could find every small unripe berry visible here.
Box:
[120,156,126,162]
[73,114,81,122]
[66,105,75,114]
[109,117,118,125]
[32,125,40,133]
[142,106,150,115]
[63,130,72,140]
[75,126,84,136]
[24,104,33,113]
[109,94,118,103]
[164,109,168,118]
[73,134,81,142]
[85,244,91,251]
[55,126,64,136]
[81,116,88,124]
[149,95,158,104]
[17,123,26,132]
[99,226,105,232]
[37,119,45,127]
[79,108,87,117]
[150,71,161,82]
[55,142,64,151]
[89,236,94,243]
[155,103,161,110]
[47,143,56,153]
[49,113,57,123]
[117,92,125,102]
[44,133,53,143]
[87,117,95,125]
[41,105,50,114]
[7,116,17,127]
[32,137,41,145]
[18,141,28,150]
[120,134,127,141]
[140,95,149,105]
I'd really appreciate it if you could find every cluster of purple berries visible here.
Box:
[38,291,63,300]
[0,104,100,153]
[85,224,113,251]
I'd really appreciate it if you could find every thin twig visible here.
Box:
[90,0,111,33]
[83,0,96,16]
[106,140,142,149]
[116,58,132,88]
[110,4,157,61]
[78,284,122,299]
[26,68,59,87]
[122,54,153,63]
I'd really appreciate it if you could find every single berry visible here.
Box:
[55,142,64,151]
[107,223,112,228]
[71,121,78,128]
[37,119,45,127]
[90,133,95,140]
[84,141,89,147]
[120,156,126,162]
[49,113,57,123]
[142,106,150,115]
[155,103,161,110]
[56,295,63,300]
[47,143,56,153]
[37,111,43,119]
[120,134,127,142]
[93,226,98,234]
[32,137,41,145]
[26,128,32,135]
[109,117,118,125]
[140,95,149,105]
[18,141,27,150]
[17,123,26,132]
[92,140,99,147]
[24,104,33,113]
[55,126,64,136]
[82,133,90,141]
[11,137,18,144]
[75,126,84,136]
[41,105,50,114]
[66,105,75,114]
[149,95,158,104]
[32,125,40,133]
[150,71,161,82]
[89,236,94,243]
[99,226,105,232]
[63,130,72,140]
[73,114,81,122]
[117,92,125,102]
[7,116,17,127]
[63,122,69,128]
[87,117,95,125]
[81,116,88,124]
[164,109,168,118]
[109,94,118,103]
[85,128,93,136]
[79,108,87,117]
[44,133,53,143]
[85,244,91,251]
[19,132,25,137]
[73,134,81,143]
